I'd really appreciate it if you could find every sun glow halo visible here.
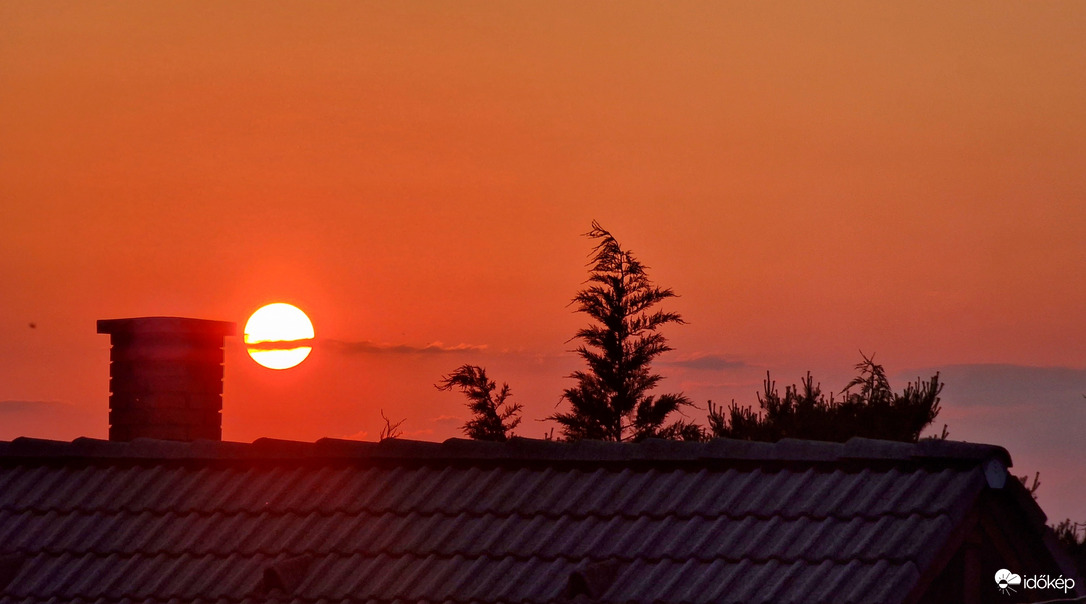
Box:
[244,303,315,370]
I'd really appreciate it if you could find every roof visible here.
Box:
[0,436,1039,604]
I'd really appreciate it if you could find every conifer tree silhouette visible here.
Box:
[549,222,700,441]
[437,365,522,441]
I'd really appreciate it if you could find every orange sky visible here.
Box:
[2,2,1084,521]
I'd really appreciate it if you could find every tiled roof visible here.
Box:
[0,436,1021,604]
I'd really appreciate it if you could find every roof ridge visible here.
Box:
[0,435,1013,466]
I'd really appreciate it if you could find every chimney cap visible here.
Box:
[97,317,236,337]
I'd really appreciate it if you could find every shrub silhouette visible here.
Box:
[708,353,942,443]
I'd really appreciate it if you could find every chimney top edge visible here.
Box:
[97,317,236,337]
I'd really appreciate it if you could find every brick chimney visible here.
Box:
[97,317,235,442]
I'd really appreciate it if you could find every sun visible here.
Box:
[244,303,315,370]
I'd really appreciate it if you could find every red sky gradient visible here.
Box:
[2,3,1084,521]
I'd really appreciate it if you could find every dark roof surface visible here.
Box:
[0,436,1018,604]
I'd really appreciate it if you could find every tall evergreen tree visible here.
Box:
[549,221,699,441]
[436,365,522,441]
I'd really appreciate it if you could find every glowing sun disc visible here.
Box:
[244,303,314,370]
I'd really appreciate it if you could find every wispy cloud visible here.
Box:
[0,400,71,413]
[246,339,315,350]
[664,353,745,371]
[324,339,487,355]
[678,379,762,391]
[0,400,101,441]
[903,364,1086,408]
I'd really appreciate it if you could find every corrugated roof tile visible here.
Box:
[694,468,754,516]
[504,467,568,516]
